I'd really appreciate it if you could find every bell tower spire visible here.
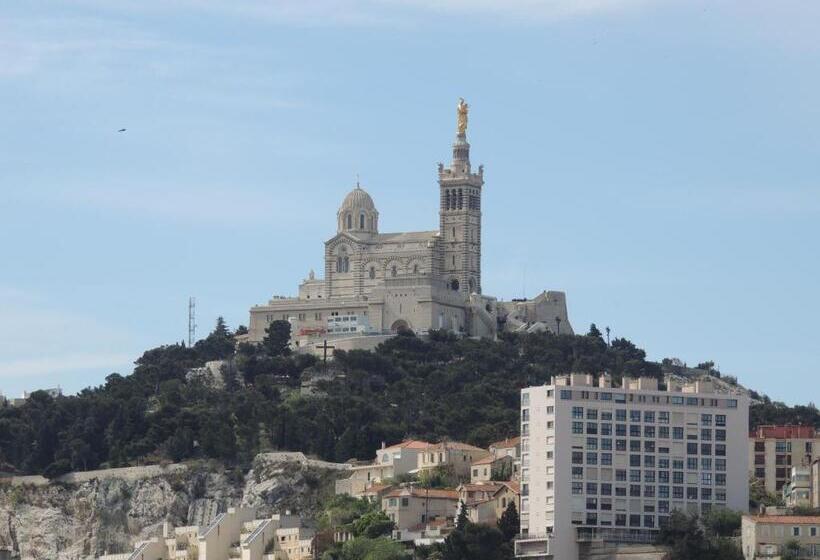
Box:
[438,98,484,296]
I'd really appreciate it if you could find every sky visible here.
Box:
[1,0,818,404]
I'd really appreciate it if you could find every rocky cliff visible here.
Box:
[0,453,348,560]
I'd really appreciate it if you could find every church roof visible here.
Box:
[339,185,376,213]
[375,231,438,244]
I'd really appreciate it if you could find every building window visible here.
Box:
[369,266,375,279]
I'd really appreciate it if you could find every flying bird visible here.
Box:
[118,128,126,133]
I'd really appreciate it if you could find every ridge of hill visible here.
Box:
[0,320,817,477]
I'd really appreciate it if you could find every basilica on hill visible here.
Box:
[246,99,573,354]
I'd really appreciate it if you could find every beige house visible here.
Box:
[381,487,459,531]
[812,459,820,509]
[470,454,513,483]
[335,440,430,496]
[417,441,490,479]
[742,515,820,560]
[274,527,314,560]
[489,436,521,459]
[457,482,520,526]
[750,425,820,493]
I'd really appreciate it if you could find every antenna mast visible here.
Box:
[188,297,197,346]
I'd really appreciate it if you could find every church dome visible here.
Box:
[340,185,376,213]
[338,184,379,234]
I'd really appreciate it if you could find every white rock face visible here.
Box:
[0,454,347,560]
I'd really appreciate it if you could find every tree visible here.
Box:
[783,539,801,560]
[497,501,519,541]
[455,501,469,531]
[587,324,602,339]
[351,510,395,539]
[263,320,292,357]
[195,317,235,361]
[440,523,512,560]
[341,537,406,560]
[703,509,741,537]
[656,511,709,560]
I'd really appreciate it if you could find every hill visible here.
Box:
[0,320,817,477]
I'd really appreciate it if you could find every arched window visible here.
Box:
[346,214,352,229]
[450,279,460,291]
[369,266,375,279]
[343,257,349,272]
[445,190,451,210]
[413,264,419,274]
[336,257,343,272]
[469,278,476,293]
[359,214,365,229]
[391,265,397,277]
[458,189,463,209]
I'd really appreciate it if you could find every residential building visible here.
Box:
[470,454,514,483]
[783,466,813,509]
[750,425,820,493]
[458,481,520,525]
[417,441,490,479]
[489,436,521,480]
[335,440,430,496]
[97,509,311,560]
[381,487,459,532]
[490,437,521,460]
[518,373,749,560]
[741,514,820,560]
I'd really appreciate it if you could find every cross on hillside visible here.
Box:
[317,339,335,366]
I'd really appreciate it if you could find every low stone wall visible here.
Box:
[0,463,188,487]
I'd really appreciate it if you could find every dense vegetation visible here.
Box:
[656,510,743,560]
[0,319,816,476]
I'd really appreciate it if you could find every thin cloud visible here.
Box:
[49,185,312,227]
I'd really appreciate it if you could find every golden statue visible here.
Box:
[457,97,469,135]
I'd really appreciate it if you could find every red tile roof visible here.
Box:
[458,483,504,493]
[471,454,501,466]
[422,441,487,453]
[490,436,521,449]
[750,425,819,439]
[384,488,459,500]
[384,439,432,451]
[500,481,520,494]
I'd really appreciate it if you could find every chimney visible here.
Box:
[381,441,386,450]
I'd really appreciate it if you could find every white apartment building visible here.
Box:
[517,373,749,560]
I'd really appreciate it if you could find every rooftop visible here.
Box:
[489,436,520,449]
[751,425,819,439]
[421,441,487,453]
[746,515,820,525]
[384,439,432,451]
[384,488,459,500]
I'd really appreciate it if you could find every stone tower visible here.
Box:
[438,98,484,295]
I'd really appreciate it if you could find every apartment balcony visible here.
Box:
[514,533,553,558]
[575,527,658,544]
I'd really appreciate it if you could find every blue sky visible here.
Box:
[1,0,818,404]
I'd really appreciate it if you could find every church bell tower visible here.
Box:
[439,98,483,295]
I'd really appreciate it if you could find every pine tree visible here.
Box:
[455,500,469,531]
[263,320,292,357]
[497,501,519,541]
